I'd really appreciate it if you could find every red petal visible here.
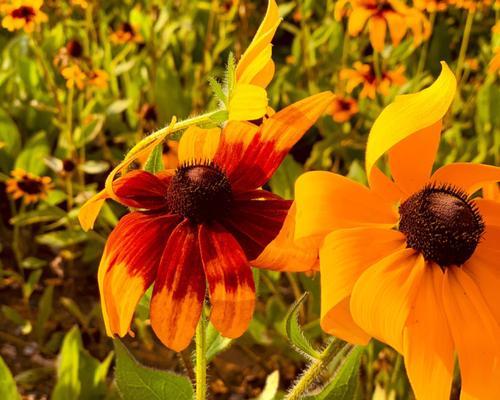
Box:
[198,223,255,338]
[113,170,170,210]
[150,220,206,352]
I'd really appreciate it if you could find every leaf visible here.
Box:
[0,355,20,400]
[255,370,280,400]
[106,99,132,115]
[269,155,303,199]
[206,322,232,362]
[10,206,66,226]
[52,326,82,400]
[143,143,164,174]
[79,160,110,175]
[208,76,228,106]
[114,340,193,400]
[0,107,21,172]
[15,131,50,175]
[36,230,88,249]
[22,270,42,302]
[34,285,54,344]
[284,292,322,360]
[225,52,236,95]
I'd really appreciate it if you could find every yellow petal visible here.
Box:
[177,125,221,165]
[365,62,456,184]
[78,190,109,232]
[228,83,268,121]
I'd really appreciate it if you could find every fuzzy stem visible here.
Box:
[195,309,207,400]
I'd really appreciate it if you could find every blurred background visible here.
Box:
[0,0,498,398]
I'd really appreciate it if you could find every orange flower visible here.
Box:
[109,22,143,45]
[335,0,431,52]
[294,63,500,399]
[78,92,333,351]
[6,168,53,204]
[414,0,450,12]
[340,62,406,99]
[449,0,495,10]
[329,95,359,123]
[87,69,108,89]
[61,64,86,90]
[1,0,47,33]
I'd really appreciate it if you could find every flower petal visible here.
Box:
[369,166,404,204]
[430,163,500,195]
[198,223,255,338]
[366,62,456,184]
[442,267,500,400]
[474,198,500,227]
[113,170,170,209]
[79,189,108,231]
[295,171,398,244]
[228,83,268,121]
[403,265,454,400]
[350,249,425,353]
[347,7,373,36]
[177,125,221,165]
[99,212,180,337]
[320,227,406,345]
[385,11,407,46]
[150,220,206,352]
[368,15,387,52]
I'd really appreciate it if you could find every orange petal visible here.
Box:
[403,265,454,400]
[320,227,406,344]
[150,220,206,352]
[368,15,387,52]
[199,223,255,338]
[430,163,500,195]
[347,7,373,36]
[79,189,109,231]
[385,11,407,46]
[442,267,500,400]
[388,121,441,196]
[474,198,500,227]
[177,125,221,165]
[369,166,404,204]
[294,171,398,244]
[100,212,180,337]
[350,249,425,353]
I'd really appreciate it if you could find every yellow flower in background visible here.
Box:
[87,69,109,89]
[1,0,47,33]
[340,62,406,99]
[6,168,53,204]
[70,0,88,9]
[329,95,359,123]
[228,0,281,121]
[449,0,496,10]
[61,64,86,90]
[414,0,450,12]
[335,0,431,52]
[110,22,143,45]
[489,49,500,74]
[294,63,500,400]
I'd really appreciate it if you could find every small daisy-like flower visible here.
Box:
[109,22,143,45]
[449,0,495,10]
[78,92,332,351]
[329,95,359,123]
[340,62,406,99]
[61,64,86,90]
[87,69,109,89]
[414,0,450,12]
[54,39,84,69]
[6,168,53,204]
[335,0,431,52]
[293,63,500,399]
[1,0,47,33]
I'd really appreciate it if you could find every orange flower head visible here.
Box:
[78,92,333,352]
[414,0,450,12]
[329,95,359,123]
[294,63,500,400]
[335,0,431,52]
[6,168,53,204]
[1,0,47,33]
[87,69,109,89]
[449,0,495,10]
[61,64,86,90]
[109,22,143,45]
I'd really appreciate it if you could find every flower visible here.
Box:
[329,95,358,123]
[1,0,47,33]
[414,0,450,12]
[53,39,84,68]
[293,63,500,399]
[335,0,431,52]
[109,22,143,44]
[340,62,406,99]
[6,168,53,204]
[228,0,281,121]
[61,64,86,90]
[78,92,333,351]
[449,0,495,10]
[87,69,109,89]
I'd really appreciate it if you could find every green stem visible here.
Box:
[285,339,348,400]
[12,202,26,270]
[456,9,474,84]
[416,12,436,79]
[373,51,382,82]
[195,309,207,400]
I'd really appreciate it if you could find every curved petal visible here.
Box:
[385,11,407,46]
[347,7,373,36]
[177,126,221,165]
[442,267,500,400]
[295,171,398,244]
[350,249,425,353]
[217,92,334,191]
[388,121,442,196]
[320,227,406,345]
[199,223,255,338]
[474,198,500,227]
[403,265,454,400]
[228,83,268,121]
[79,189,108,231]
[430,163,500,195]
[483,182,499,201]
[366,62,456,184]
[251,202,319,272]
[369,166,404,204]
[368,15,387,52]
[150,220,206,352]
[99,212,180,337]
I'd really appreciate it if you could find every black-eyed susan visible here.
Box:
[6,168,53,204]
[61,64,86,90]
[1,0,47,33]
[340,62,406,99]
[329,95,359,123]
[414,0,450,12]
[335,0,430,52]
[293,63,500,399]
[109,22,143,45]
[78,92,332,351]
[87,69,109,89]
[449,0,495,10]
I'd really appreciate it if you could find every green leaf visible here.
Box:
[34,285,54,344]
[52,326,82,400]
[106,99,132,115]
[10,206,66,226]
[114,340,193,400]
[269,155,303,199]
[0,355,20,400]
[206,321,232,362]
[36,229,88,249]
[284,292,322,360]
[255,370,280,400]
[225,52,236,96]
[15,131,50,176]
[22,270,42,302]
[0,107,21,172]
[143,143,164,174]
[208,76,228,106]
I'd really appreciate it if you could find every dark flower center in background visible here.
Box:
[12,6,36,21]
[17,177,44,195]
[66,39,83,58]
[399,184,484,267]
[167,163,233,224]
[63,159,76,173]
[120,22,135,35]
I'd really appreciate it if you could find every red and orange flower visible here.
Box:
[78,92,332,351]
[293,63,500,399]
[1,0,47,33]
[329,95,359,123]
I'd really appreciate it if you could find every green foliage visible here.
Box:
[0,355,20,400]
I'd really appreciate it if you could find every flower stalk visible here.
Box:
[195,308,207,400]
[455,9,475,84]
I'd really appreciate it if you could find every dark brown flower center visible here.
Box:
[167,163,232,224]
[17,177,44,195]
[398,184,484,267]
[66,39,83,58]
[12,6,36,21]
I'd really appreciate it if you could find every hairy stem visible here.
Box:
[195,309,207,400]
